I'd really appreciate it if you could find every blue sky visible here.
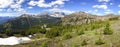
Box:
[0,0,120,16]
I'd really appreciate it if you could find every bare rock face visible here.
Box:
[50,12,65,18]
[61,12,119,25]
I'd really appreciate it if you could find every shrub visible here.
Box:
[103,22,113,35]
[45,29,59,38]
[63,32,72,40]
[103,27,113,35]
[39,28,47,34]
[5,31,13,36]
[109,17,119,20]
[95,39,105,45]
[77,30,84,35]
[81,40,87,46]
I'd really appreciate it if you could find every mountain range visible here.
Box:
[0,17,15,24]
[0,11,120,47]
[0,12,119,31]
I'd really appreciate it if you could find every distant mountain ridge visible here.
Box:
[1,13,61,31]
[0,16,15,24]
[61,12,119,25]
[0,11,119,31]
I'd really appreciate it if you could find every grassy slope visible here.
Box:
[1,20,120,47]
[62,20,120,47]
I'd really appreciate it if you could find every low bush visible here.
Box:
[63,32,72,40]
[103,22,113,35]
[81,40,87,46]
[77,30,84,35]
[45,29,60,38]
[95,39,105,45]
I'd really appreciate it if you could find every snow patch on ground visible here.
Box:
[0,36,31,45]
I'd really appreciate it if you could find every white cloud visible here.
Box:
[103,9,113,14]
[0,9,4,11]
[0,13,18,17]
[16,0,24,4]
[118,5,120,7]
[28,7,33,9]
[28,1,37,6]
[86,9,98,13]
[28,0,69,8]
[0,0,25,8]
[50,0,66,5]
[0,9,6,11]
[14,8,25,12]
[47,8,74,14]
[0,0,69,15]
[10,0,25,8]
[10,4,21,8]
[7,9,12,12]
[110,3,113,5]
[118,11,120,14]
[98,0,110,2]
[0,0,26,13]
[94,9,98,12]
[0,0,14,8]
[86,9,104,15]
[93,4,108,10]
[104,11,113,14]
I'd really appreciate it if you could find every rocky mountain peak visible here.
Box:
[50,12,65,18]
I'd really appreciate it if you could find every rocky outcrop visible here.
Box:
[61,12,119,25]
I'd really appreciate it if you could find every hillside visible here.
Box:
[0,12,120,47]
[62,12,119,25]
[1,16,120,47]
[0,0,120,46]
[0,14,61,32]
[0,13,62,37]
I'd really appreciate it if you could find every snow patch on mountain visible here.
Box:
[0,36,31,45]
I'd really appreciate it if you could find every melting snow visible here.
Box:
[0,36,31,45]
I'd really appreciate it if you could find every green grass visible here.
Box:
[2,20,120,47]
